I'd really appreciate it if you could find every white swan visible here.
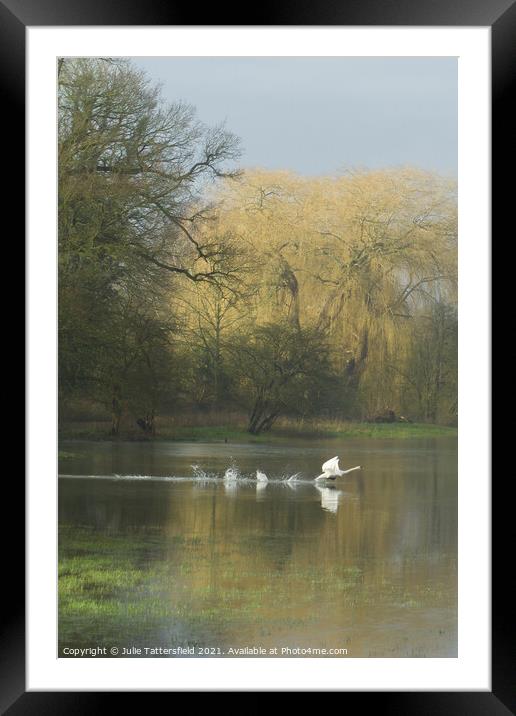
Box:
[315,456,361,481]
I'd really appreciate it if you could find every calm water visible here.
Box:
[58,438,457,657]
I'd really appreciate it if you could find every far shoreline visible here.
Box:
[58,421,458,445]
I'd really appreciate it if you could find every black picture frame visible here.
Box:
[9,0,511,710]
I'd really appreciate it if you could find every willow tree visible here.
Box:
[309,169,457,417]
[208,168,457,420]
[396,302,457,423]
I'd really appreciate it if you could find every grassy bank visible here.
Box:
[59,417,457,443]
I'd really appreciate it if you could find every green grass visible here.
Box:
[158,422,457,441]
[58,419,456,443]
[58,527,325,650]
[58,526,456,656]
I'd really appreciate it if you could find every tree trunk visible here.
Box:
[257,411,280,433]
[248,396,265,434]
[111,384,122,436]
[248,403,280,435]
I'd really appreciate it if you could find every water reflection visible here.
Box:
[59,437,457,657]
[223,480,239,496]
[256,481,268,500]
[316,484,343,513]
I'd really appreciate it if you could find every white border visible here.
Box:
[27,27,490,691]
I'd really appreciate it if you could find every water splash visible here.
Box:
[223,461,240,481]
[60,470,316,485]
[111,474,178,482]
[287,472,302,483]
[192,464,216,481]
[114,474,151,481]
[256,469,268,483]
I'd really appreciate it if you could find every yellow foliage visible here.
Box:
[190,169,456,391]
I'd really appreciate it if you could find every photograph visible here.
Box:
[57,55,459,659]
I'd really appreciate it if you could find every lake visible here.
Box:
[58,437,457,657]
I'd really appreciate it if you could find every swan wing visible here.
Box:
[322,456,340,474]
[315,473,329,481]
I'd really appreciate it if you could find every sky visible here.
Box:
[133,57,457,177]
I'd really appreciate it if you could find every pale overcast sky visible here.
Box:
[132,57,457,177]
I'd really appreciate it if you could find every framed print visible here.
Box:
[8,0,511,709]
